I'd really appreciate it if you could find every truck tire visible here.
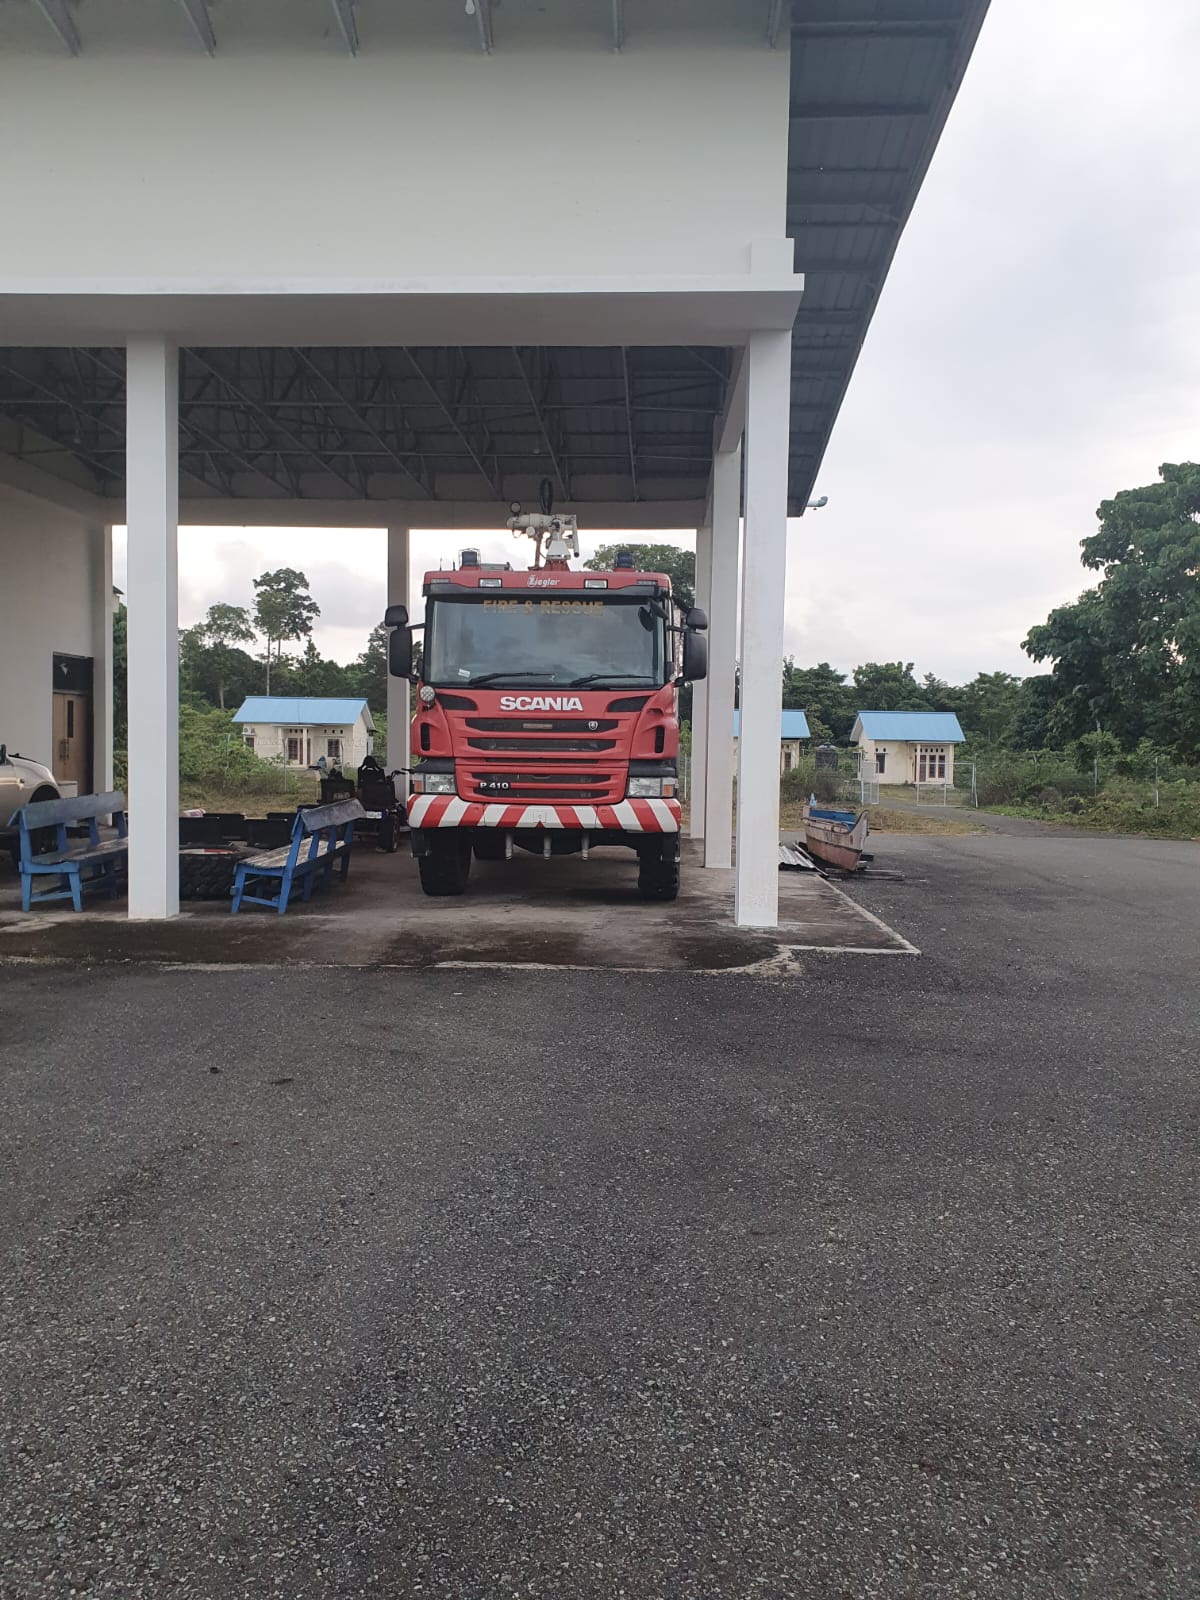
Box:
[418,834,472,896]
[472,833,507,862]
[637,850,680,902]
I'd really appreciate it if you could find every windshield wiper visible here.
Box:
[565,673,657,688]
[462,671,553,687]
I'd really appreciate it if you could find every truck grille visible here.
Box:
[466,737,616,753]
[462,767,622,803]
[465,718,618,733]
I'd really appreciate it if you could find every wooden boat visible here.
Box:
[801,799,869,873]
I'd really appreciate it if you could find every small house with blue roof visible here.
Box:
[732,709,811,774]
[232,697,375,771]
[851,710,965,786]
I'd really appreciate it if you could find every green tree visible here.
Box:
[113,601,128,750]
[781,659,855,739]
[352,624,390,713]
[1024,462,1200,759]
[584,543,696,610]
[182,602,257,709]
[252,568,320,693]
[851,661,931,713]
[956,671,1025,745]
[290,639,355,698]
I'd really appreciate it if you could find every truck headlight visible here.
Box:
[627,776,677,799]
[413,771,456,795]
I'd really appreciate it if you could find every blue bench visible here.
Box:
[16,791,128,912]
[231,799,366,914]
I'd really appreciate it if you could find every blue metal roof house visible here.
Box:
[232,697,375,769]
[732,709,811,775]
[732,709,811,741]
[851,711,965,786]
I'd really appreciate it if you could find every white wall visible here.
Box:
[855,736,958,786]
[0,13,789,284]
[242,719,371,770]
[0,486,101,772]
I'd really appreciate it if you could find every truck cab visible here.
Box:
[387,546,707,900]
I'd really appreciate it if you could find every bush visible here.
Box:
[780,761,842,805]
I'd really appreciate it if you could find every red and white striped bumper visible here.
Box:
[407,795,681,833]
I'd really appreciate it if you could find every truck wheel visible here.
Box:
[637,850,680,902]
[472,834,506,862]
[418,834,472,896]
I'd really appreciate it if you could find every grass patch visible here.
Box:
[778,801,982,836]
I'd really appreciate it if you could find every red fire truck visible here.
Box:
[385,502,707,900]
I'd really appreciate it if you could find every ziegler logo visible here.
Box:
[499,694,584,711]
[527,576,559,587]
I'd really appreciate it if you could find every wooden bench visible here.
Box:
[17,791,129,912]
[230,799,366,914]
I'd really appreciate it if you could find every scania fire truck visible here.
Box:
[385,498,707,900]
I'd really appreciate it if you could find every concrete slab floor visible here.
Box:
[0,840,915,971]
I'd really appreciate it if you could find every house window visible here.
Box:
[244,733,255,751]
[326,738,342,761]
[286,735,302,763]
[918,746,947,782]
[875,748,887,775]
[782,748,793,772]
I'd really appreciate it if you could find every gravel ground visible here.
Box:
[1,829,1197,1599]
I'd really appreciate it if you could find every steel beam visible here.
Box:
[402,349,500,497]
[620,349,639,501]
[75,348,291,496]
[511,348,568,502]
[766,0,787,49]
[611,0,624,52]
[291,348,431,497]
[330,0,358,55]
[32,0,80,55]
[790,102,930,120]
[177,0,216,55]
[186,351,363,496]
[790,19,956,37]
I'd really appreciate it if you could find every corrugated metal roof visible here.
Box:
[854,711,965,741]
[733,709,812,740]
[233,696,373,729]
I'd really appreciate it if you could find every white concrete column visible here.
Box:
[734,329,791,927]
[125,337,179,919]
[703,440,742,870]
[386,526,411,774]
[688,518,712,839]
[88,522,115,792]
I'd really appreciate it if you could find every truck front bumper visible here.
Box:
[406,795,681,833]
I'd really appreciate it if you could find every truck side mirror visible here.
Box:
[388,628,414,679]
[384,603,409,628]
[681,631,707,682]
[685,607,708,631]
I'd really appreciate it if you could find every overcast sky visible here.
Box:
[114,0,1200,686]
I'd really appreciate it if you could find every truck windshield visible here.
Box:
[426,595,665,689]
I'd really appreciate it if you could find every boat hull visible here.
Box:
[801,806,869,872]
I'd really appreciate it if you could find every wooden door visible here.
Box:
[52,692,91,791]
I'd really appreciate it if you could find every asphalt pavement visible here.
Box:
[1,828,1197,1598]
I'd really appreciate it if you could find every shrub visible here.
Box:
[780,761,842,804]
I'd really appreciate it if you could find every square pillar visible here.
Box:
[386,527,411,774]
[703,440,742,870]
[125,338,179,920]
[734,329,791,928]
[688,518,712,839]
[88,522,115,793]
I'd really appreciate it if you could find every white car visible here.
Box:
[1,745,60,825]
